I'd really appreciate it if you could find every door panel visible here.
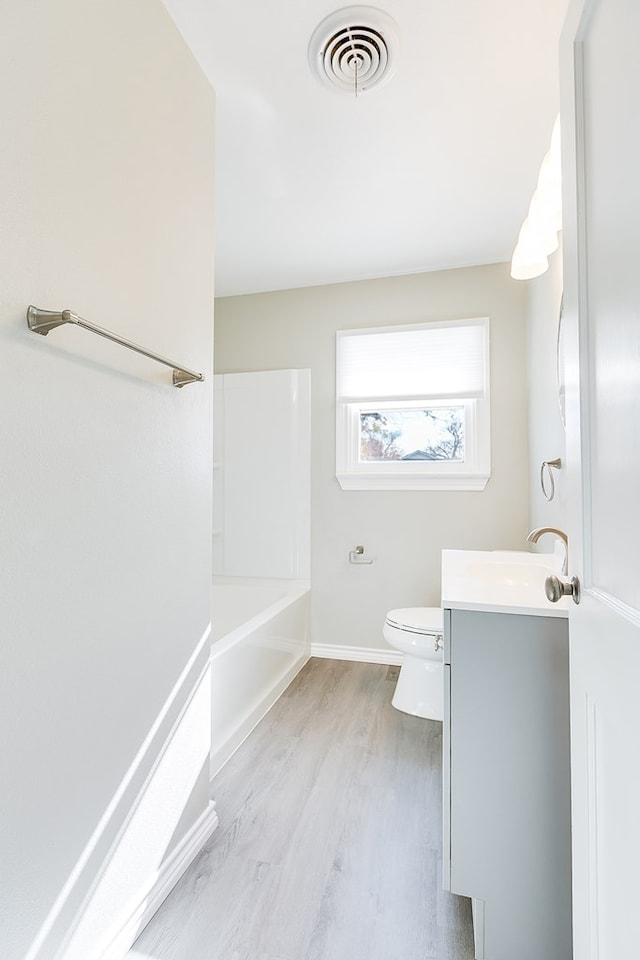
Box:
[580,0,640,608]
[561,0,640,957]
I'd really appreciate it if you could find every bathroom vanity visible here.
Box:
[441,550,572,960]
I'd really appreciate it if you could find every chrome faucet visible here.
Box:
[526,527,568,575]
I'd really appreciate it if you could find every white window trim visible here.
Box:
[336,319,491,492]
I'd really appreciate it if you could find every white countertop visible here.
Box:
[441,549,569,618]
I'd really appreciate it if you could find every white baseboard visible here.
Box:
[310,643,402,666]
[99,801,219,960]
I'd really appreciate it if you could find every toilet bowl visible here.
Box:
[383,607,444,721]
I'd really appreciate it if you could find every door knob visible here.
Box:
[545,574,581,605]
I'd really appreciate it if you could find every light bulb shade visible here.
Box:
[510,252,550,280]
[511,114,562,281]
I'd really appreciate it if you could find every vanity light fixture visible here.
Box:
[511,115,562,280]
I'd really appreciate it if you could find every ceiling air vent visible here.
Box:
[308,6,399,96]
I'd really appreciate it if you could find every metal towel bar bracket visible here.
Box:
[27,305,204,387]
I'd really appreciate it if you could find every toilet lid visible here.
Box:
[385,606,443,635]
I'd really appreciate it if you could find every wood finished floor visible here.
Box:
[130,658,475,960]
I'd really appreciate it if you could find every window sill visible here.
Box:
[336,473,490,491]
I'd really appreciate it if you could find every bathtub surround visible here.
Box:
[211,369,311,775]
[215,265,530,658]
[213,369,311,579]
[0,2,214,958]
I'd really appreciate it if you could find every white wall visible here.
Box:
[526,250,567,539]
[0,2,214,957]
[215,264,530,654]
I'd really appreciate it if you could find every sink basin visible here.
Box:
[441,549,568,617]
[465,555,559,585]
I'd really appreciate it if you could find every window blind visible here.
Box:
[337,319,487,401]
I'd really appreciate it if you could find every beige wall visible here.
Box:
[0,2,214,955]
[215,263,530,652]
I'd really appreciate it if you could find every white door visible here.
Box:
[561,0,640,957]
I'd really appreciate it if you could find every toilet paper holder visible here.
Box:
[349,545,374,565]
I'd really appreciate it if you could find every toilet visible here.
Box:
[383,607,444,721]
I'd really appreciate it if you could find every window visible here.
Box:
[336,318,490,490]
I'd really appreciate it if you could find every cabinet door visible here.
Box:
[446,609,571,960]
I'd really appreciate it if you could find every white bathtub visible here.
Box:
[210,577,310,777]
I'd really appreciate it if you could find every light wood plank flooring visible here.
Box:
[130,658,475,960]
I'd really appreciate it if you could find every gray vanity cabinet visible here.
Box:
[442,607,572,960]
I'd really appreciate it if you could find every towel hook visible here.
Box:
[540,458,562,501]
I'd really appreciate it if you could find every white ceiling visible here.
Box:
[162,0,568,298]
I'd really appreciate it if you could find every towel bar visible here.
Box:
[27,305,204,388]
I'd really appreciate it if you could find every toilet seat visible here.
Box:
[383,606,444,720]
[384,607,443,637]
